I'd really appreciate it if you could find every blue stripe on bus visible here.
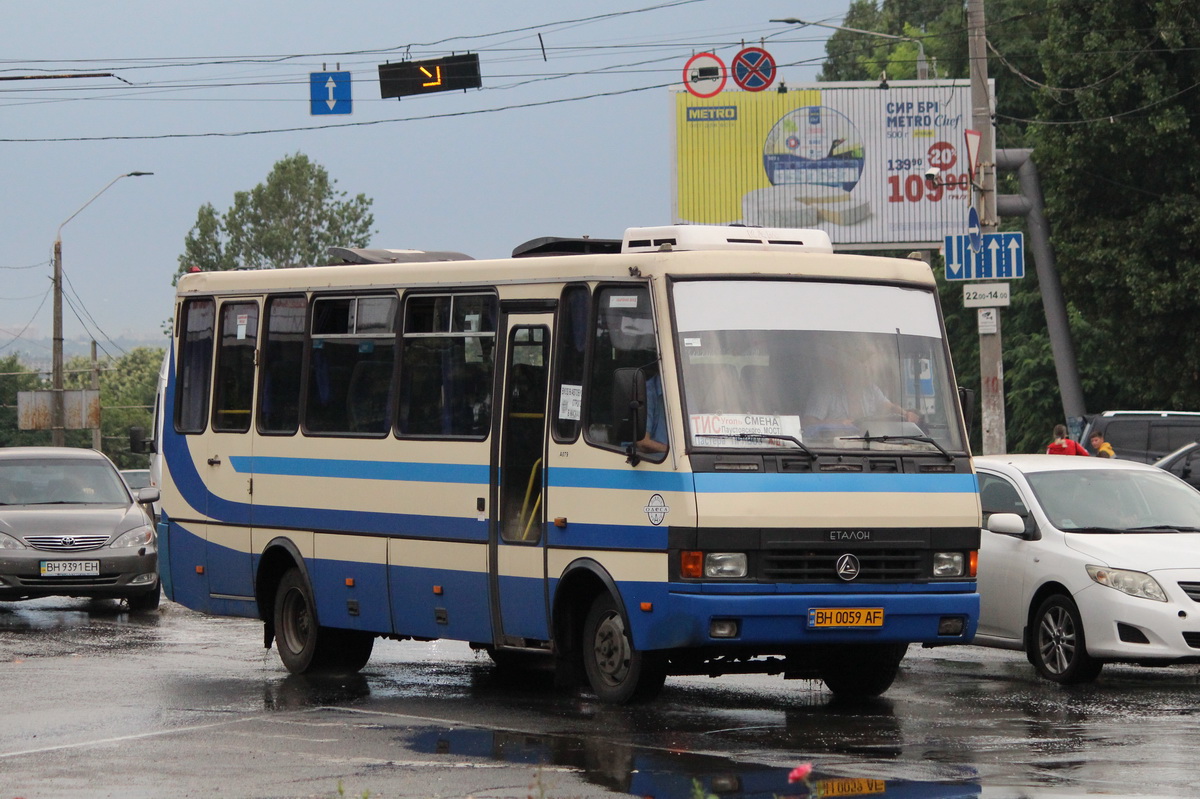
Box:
[547,468,695,493]
[545,522,668,550]
[230,455,489,484]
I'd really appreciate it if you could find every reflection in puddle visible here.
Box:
[406,727,980,798]
[263,673,372,710]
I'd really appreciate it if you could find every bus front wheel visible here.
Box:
[273,568,374,674]
[581,593,666,704]
[817,643,907,698]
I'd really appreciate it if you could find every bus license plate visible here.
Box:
[40,560,100,577]
[808,608,884,628]
[816,778,886,796]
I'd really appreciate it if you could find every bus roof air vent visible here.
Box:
[327,247,474,264]
[621,225,833,254]
[511,236,622,258]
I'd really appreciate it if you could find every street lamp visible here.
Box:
[51,171,153,446]
[771,17,931,79]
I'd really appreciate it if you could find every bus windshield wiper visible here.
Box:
[838,434,953,462]
[1125,524,1200,533]
[694,432,815,458]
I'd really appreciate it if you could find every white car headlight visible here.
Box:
[0,532,26,550]
[1086,565,1167,602]
[110,526,155,549]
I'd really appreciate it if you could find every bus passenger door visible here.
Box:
[204,300,259,611]
[491,314,552,645]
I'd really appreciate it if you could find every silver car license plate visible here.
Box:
[40,560,100,577]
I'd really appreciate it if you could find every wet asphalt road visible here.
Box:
[2,597,1199,799]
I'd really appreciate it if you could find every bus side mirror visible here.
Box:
[958,386,976,438]
[612,367,648,460]
[129,426,156,455]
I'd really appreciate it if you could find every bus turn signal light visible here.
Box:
[681,550,703,578]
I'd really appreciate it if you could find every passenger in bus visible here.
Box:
[637,370,668,453]
[803,359,918,432]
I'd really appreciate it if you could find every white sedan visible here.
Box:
[974,454,1200,683]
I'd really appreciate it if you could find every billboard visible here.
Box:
[673,80,991,248]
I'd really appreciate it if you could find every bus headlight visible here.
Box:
[705,553,747,578]
[932,552,965,578]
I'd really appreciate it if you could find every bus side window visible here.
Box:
[212,301,259,433]
[584,285,664,459]
[304,295,397,436]
[175,298,215,434]
[399,293,497,438]
[552,284,589,442]
[258,295,306,435]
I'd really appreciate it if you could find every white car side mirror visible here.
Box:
[987,512,1027,536]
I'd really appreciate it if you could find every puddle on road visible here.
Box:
[405,726,981,798]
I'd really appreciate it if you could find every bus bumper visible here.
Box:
[633,585,979,650]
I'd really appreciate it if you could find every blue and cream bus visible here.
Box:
[153,224,980,703]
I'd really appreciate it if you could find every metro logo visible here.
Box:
[687,106,737,122]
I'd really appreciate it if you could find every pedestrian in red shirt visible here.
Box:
[1046,424,1088,455]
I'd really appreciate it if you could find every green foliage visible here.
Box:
[1032,0,1200,413]
[0,354,48,449]
[176,152,375,279]
[0,347,164,467]
[820,0,1200,452]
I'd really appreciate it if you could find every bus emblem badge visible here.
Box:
[643,493,670,525]
[836,553,861,581]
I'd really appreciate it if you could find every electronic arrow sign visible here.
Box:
[378,53,482,99]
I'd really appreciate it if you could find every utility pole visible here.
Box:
[968,0,1004,454]
[91,341,102,450]
[51,171,153,448]
[52,239,65,446]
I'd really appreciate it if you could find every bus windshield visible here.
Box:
[673,279,965,454]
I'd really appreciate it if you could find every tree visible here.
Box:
[63,346,165,468]
[176,153,375,278]
[0,354,47,449]
[816,1,1081,453]
[1032,0,1200,411]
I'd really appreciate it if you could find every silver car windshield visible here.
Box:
[1025,468,1200,533]
[0,459,130,506]
[672,279,964,453]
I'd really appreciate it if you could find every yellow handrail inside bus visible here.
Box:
[518,457,543,540]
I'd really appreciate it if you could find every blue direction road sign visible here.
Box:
[311,71,352,115]
[944,232,1025,281]
[967,206,982,253]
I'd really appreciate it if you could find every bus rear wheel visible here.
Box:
[581,593,666,704]
[273,568,373,674]
[817,643,907,698]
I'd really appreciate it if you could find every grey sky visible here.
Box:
[1,0,848,353]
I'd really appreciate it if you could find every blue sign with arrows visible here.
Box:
[944,232,1025,281]
[310,71,352,115]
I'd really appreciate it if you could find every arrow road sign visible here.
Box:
[944,232,1024,281]
[311,71,351,115]
[967,206,982,253]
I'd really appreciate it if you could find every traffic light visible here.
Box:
[378,54,482,99]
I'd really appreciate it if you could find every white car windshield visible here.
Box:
[672,279,964,453]
[1025,468,1200,532]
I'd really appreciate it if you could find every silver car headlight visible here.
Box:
[110,526,155,549]
[1086,565,1167,602]
[0,532,26,550]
